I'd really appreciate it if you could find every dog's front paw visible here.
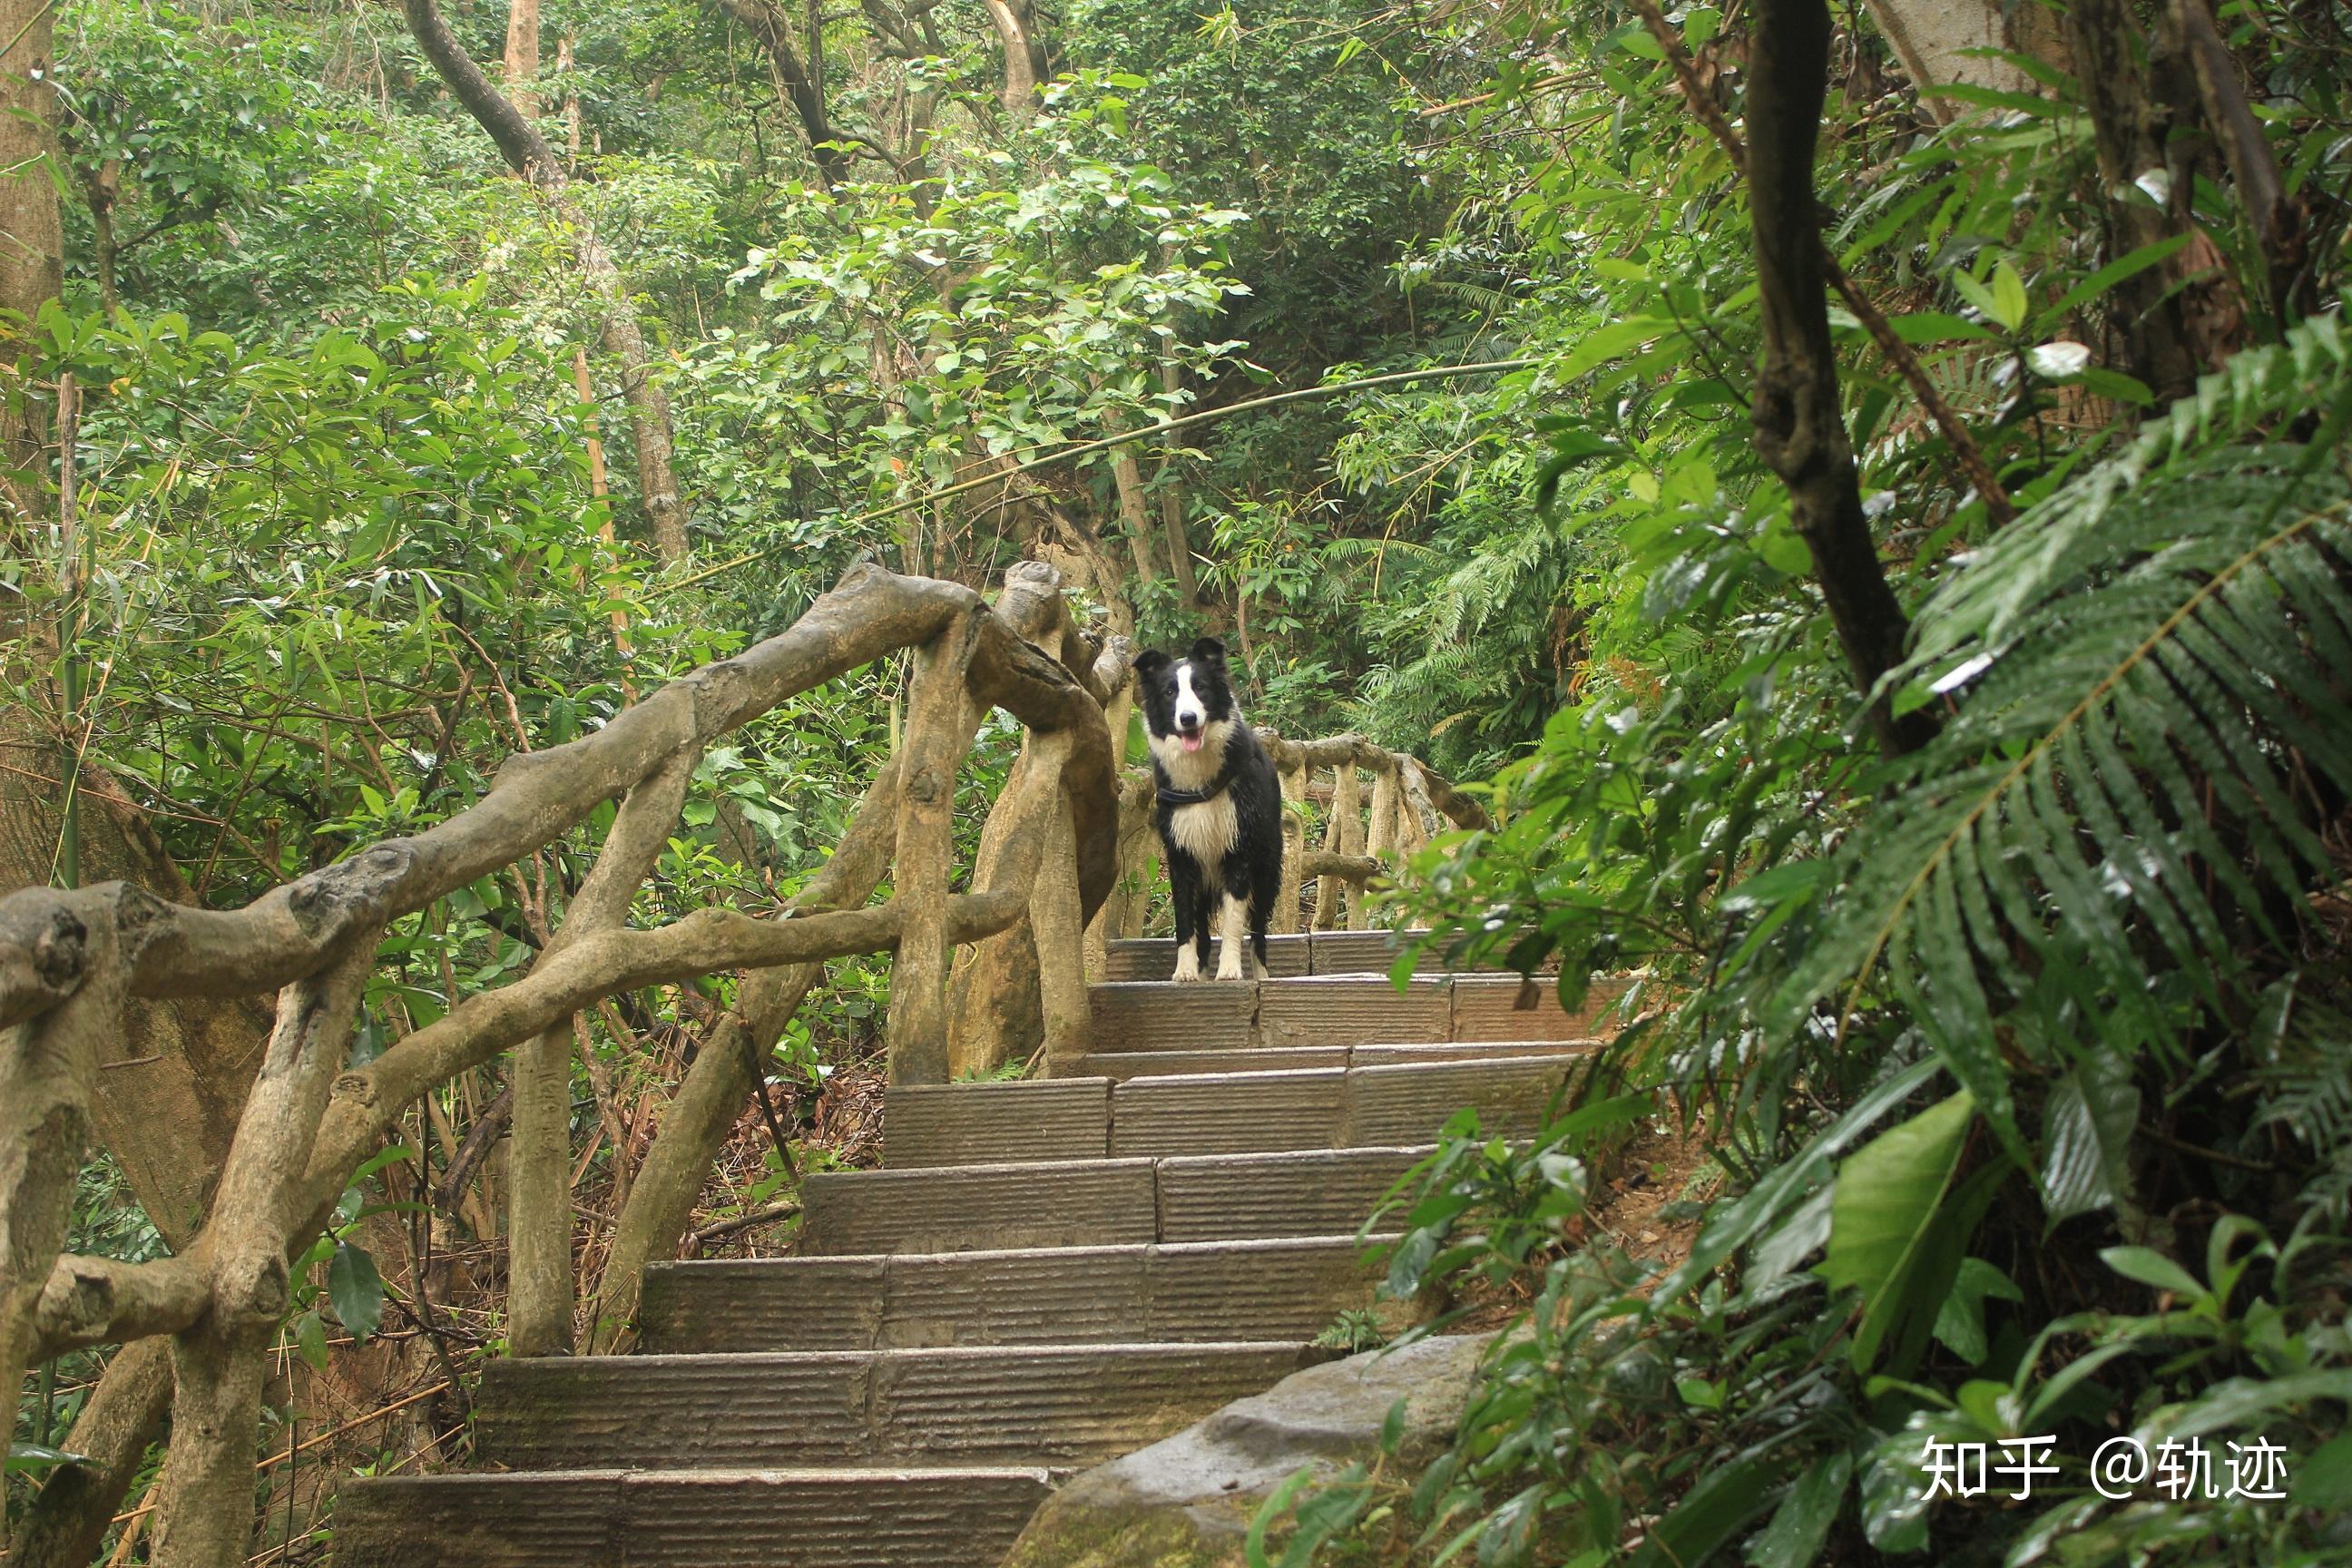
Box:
[1171,946,1202,983]
[1215,944,1246,981]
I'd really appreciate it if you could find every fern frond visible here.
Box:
[2254,992,2352,1220]
[1774,320,2352,1154]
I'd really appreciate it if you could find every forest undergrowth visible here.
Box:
[5,0,2349,1563]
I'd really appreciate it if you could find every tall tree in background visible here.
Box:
[503,0,541,119]
[403,0,693,563]
[0,0,60,502]
[984,0,1050,117]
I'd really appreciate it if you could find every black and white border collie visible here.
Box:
[1132,638,1283,982]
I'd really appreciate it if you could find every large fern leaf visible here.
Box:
[1773,318,2352,1162]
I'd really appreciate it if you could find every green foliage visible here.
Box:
[21,0,2352,1557]
[1250,2,2352,1564]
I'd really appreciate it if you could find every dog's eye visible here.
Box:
[1164,681,1178,696]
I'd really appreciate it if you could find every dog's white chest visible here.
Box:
[1166,795,1240,876]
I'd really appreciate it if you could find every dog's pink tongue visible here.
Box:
[1181,732,1204,754]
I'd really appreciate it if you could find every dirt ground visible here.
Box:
[1588,1115,1717,1277]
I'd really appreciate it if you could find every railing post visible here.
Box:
[1083,662,1134,981]
[1311,764,1350,931]
[887,614,980,1085]
[1033,788,1089,1073]
[1396,759,1437,858]
[1274,753,1308,934]
[505,1021,573,1357]
[1117,782,1154,939]
[508,749,695,1357]
[1364,759,1401,929]
[1337,762,1368,929]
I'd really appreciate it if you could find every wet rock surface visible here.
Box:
[1000,1331,1492,1568]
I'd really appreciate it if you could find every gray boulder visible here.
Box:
[999,1333,1492,1568]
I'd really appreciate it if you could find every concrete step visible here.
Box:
[886,1052,1584,1167]
[334,1465,1054,1567]
[642,1236,1382,1353]
[1083,972,1622,1056]
[1099,928,1563,982]
[474,1342,1318,1471]
[1075,1039,1598,1081]
[799,1145,1431,1255]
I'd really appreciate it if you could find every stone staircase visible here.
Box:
[336,933,1612,1567]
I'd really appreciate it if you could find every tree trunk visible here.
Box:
[0,0,63,537]
[720,0,849,191]
[1746,0,1936,757]
[1864,0,2070,117]
[557,34,582,167]
[1105,412,1162,589]
[2062,0,2210,402]
[503,0,541,119]
[2167,0,2314,327]
[74,163,122,315]
[982,0,1048,118]
[404,0,692,563]
[1156,356,1200,603]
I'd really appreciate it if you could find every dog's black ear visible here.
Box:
[1188,636,1227,664]
[1132,648,1171,681]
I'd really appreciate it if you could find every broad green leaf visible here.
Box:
[2141,1370,2352,1444]
[1821,1091,1975,1369]
[1656,1058,1942,1303]
[1627,1453,1785,1568]
[1990,262,2029,333]
[328,1240,385,1342]
[1931,1258,2023,1366]
[2099,1245,2203,1301]
[1860,1414,1962,1553]
[2291,1433,2352,1507]
[6,1442,93,1475]
[2040,1060,2139,1225]
[292,1308,328,1372]
[1946,270,2002,326]
[1746,1450,1852,1568]
[1886,311,2002,346]
[2041,232,2193,324]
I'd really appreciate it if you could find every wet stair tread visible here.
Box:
[333,1466,1058,1568]
[799,1143,1437,1254]
[472,1341,1324,1470]
[886,1050,1589,1166]
[641,1234,1390,1352]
